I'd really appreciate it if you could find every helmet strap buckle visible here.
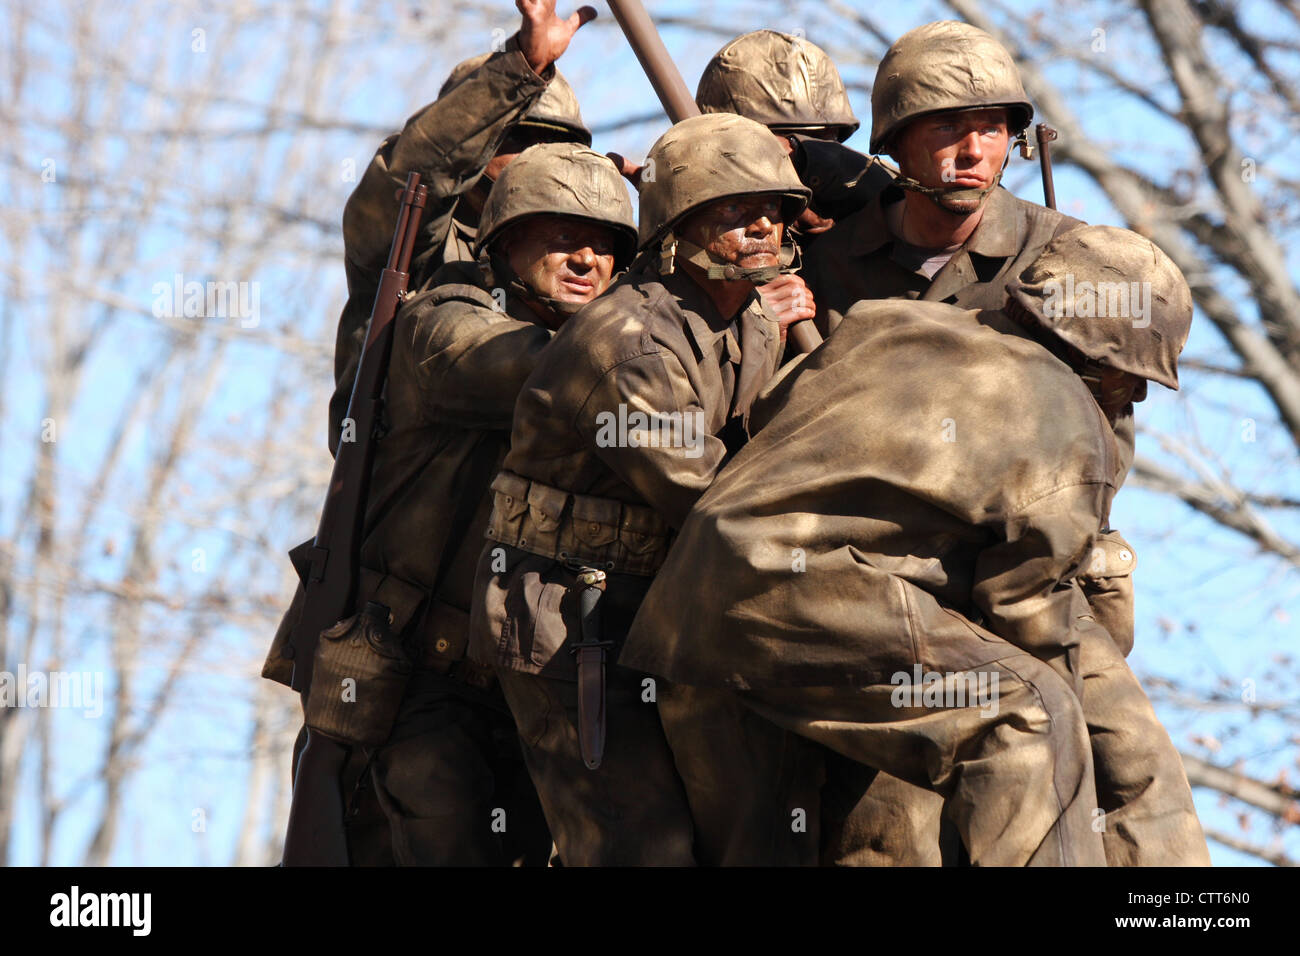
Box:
[658,235,678,276]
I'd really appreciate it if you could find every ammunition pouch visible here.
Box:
[262,544,468,688]
[303,601,413,747]
[261,538,317,688]
[1078,531,1137,657]
[484,471,671,577]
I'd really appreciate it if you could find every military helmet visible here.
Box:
[474,142,638,267]
[870,20,1033,155]
[637,113,811,249]
[696,30,860,142]
[439,54,592,146]
[1008,226,1193,390]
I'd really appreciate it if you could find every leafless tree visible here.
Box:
[1,0,1295,866]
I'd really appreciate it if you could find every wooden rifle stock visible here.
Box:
[280,172,427,866]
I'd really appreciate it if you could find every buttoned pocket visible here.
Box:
[487,472,529,543]
[572,495,621,551]
[618,505,668,555]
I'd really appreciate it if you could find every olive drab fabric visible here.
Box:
[637,113,810,248]
[788,139,899,226]
[796,181,1125,471]
[819,230,1194,868]
[695,30,860,141]
[619,299,1120,692]
[869,20,1033,155]
[802,184,1084,329]
[289,132,647,864]
[330,38,559,454]
[619,296,1207,867]
[335,672,552,867]
[615,300,1125,866]
[517,68,591,144]
[355,259,555,658]
[467,255,785,865]
[440,55,592,145]
[1073,618,1211,865]
[278,255,563,866]
[469,263,784,681]
[267,38,555,677]
[1008,225,1194,390]
[1080,529,1137,657]
[474,143,637,265]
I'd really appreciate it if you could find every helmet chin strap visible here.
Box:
[893,170,1002,209]
[893,146,1013,210]
[481,254,588,322]
[508,274,587,317]
[657,233,801,284]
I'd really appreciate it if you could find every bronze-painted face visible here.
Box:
[500,215,618,324]
[1079,361,1148,422]
[895,107,1009,214]
[677,195,784,273]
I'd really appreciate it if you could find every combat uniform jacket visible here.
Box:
[273,261,559,866]
[264,260,554,686]
[469,264,782,677]
[619,298,1120,691]
[618,298,1125,867]
[799,183,1138,641]
[801,184,1084,331]
[357,260,555,667]
[329,39,552,454]
[617,298,1206,867]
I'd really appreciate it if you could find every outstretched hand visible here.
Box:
[518,0,598,75]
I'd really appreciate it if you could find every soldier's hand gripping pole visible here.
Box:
[569,566,612,770]
[280,172,427,866]
[607,0,823,354]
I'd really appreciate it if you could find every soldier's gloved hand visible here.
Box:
[758,274,817,344]
[518,0,598,75]
[604,151,644,190]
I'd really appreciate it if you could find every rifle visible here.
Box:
[280,172,428,866]
[607,0,823,354]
